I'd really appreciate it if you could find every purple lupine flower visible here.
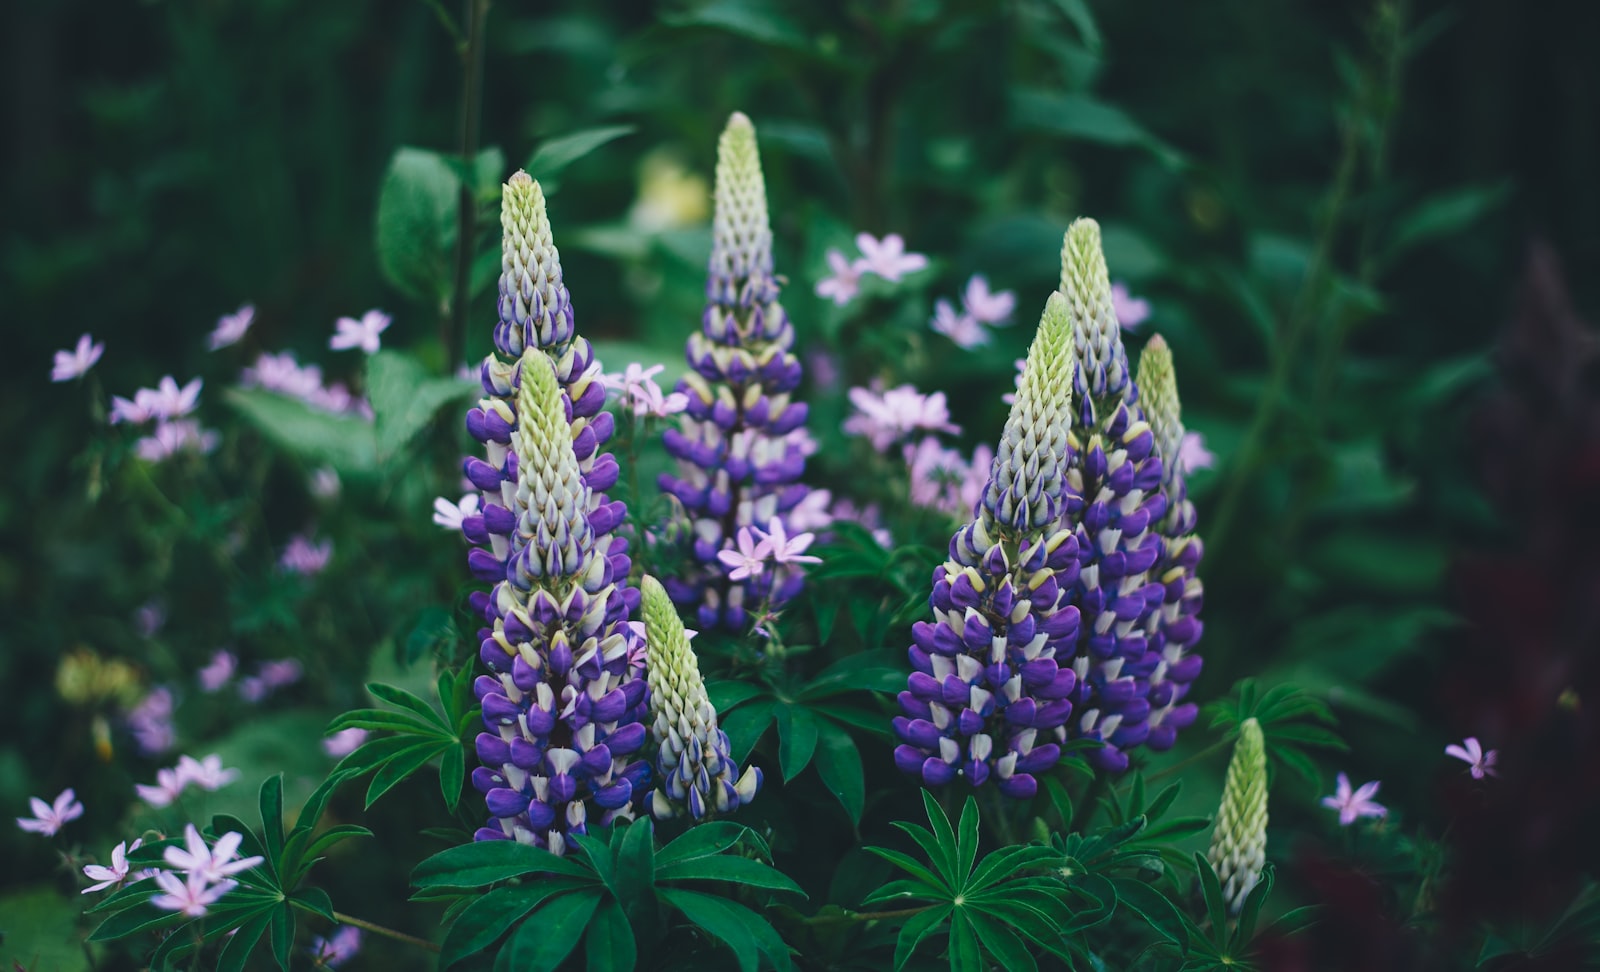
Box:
[658,113,817,631]
[329,309,391,354]
[1133,335,1205,753]
[16,789,84,836]
[893,292,1083,799]
[467,350,649,854]
[1053,220,1176,773]
[51,334,104,382]
[208,304,255,351]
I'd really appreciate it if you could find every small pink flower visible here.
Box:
[323,727,369,758]
[815,249,865,306]
[1177,431,1214,473]
[82,838,142,894]
[109,396,158,425]
[16,788,84,836]
[754,517,821,566]
[1111,282,1150,330]
[150,871,235,917]
[961,275,1015,325]
[51,334,104,382]
[605,363,688,417]
[329,309,391,354]
[280,535,332,575]
[716,527,771,581]
[1321,772,1387,826]
[1445,737,1498,779]
[136,766,189,808]
[177,754,240,792]
[854,233,928,282]
[137,376,203,421]
[163,825,265,883]
[134,420,219,462]
[930,299,988,349]
[310,926,364,968]
[208,304,255,351]
[843,384,961,453]
[198,651,237,692]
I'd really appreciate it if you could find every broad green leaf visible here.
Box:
[225,389,377,473]
[526,126,637,183]
[364,739,451,808]
[375,146,459,302]
[365,351,478,462]
[585,898,638,972]
[893,904,951,970]
[721,700,776,763]
[438,880,589,969]
[656,855,805,896]
[776,704,819,781]
[414,840,592,888]
[615,817,656,911]
[657,888,762,972]
[657,821,763,867]
[967,911,1036,972]
[502,889,601,972]
[948,912,983,972]
[813,719,865,824]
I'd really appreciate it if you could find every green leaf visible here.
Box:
[657,888,762,972]
[1383,181,1512,265]
[799,649,906,700]
[216,907,274,972]
[656,855,805,896]
[810,702,893,737]
[1110,877,1188,948]
[88,896,181,941]
[414,840,593,888]
[813,719,865,824]
[375,146,459,302]
[439,880,590,969]
[366,351,478,462]
[967,911,1036,972]
[919,789,960,888]
[326,709,442,735]
[365,739,451,808]
[776,704,819,782]
[526,126,637,184]
[1010,89,1183,167]
[615,816,656,911]
[586,897,639,972]
[259,775,285,875]
[1049,0,1101,51]
[866,847,945,893]
[706,680,767,713]
[1234,864,1275,945]
[225,388,378,473]
[502,889,601,971]
[368,682,447,725]
[269,904,295,970]
[288,887,337,922]
[440,744,465,813]
[966,845,1062,893]
[894,905,951,970]
[948,911,983,972]
[721,700,776,763]
[1194,853,1228,946]
[657,821,764,866]
[660,0,809,51]
[954,798,980,885]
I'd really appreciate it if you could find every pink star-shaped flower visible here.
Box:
[51,334,104,382]
[854,233,928,283]
[150,871,235,917]
[1111,282,1150,329]
[931,298,988,349]
[815,249,864,307]
[82,839,143,894]
[208,304,255,351]
[1321,772,1387,826]
[163,825,265,884]
[1445,737,1498,779]
[329,309,391,355]
[961,275,1015,325]
[716,526,771,581]
[754,517,821,566]
[16,788,84,836]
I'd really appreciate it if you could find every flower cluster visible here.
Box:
[240,351,374,420]
[930,275,1018,348]
[641,576,761,819]
[893,292,1084,798]
[108,375,219,462]
[658,113,817,630]
[136,753,240,807]
[466,349,648,853]
[843,384,961,454]
[149,824,263,916]
[1208,717,1267,913]
[814,232,930,306]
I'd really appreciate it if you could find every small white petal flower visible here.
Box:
[81,839,143,894]
[329,309,391,355]
[854,233,928,282]
[814,249,864,306]
[16,789,85,836]
[51,334,104,382]
[432,494,481,531]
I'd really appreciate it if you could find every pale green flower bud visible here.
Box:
[1059,218,1132,410]
[981,291,1078,533]
[511,349,594,587]
[1209,717,1268,914]
[496,172,575,357]
[1136,334,1184,495]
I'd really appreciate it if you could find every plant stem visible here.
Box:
[331,911,442,953]
[446,0,490,370]
[1145,738,1231,784]
[803,905,934,926]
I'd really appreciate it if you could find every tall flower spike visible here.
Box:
[893,292,1084,800]
[1208,717,1267,914]
[1135,335,1204,750]
[641,575,761,820]
[465,347,649,855]
[659,112,815,631]
[1057,218,1172,773]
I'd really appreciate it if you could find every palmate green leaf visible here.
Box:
[269,903,295,970]
[439,880,591,969]
[216,907,276,972]
[894,905,952,970]
[776,704,819,781]
[919,790,960,887]
[967,910,1036,972]
[659,887,793,972]
[954,798,980,886]
[799,649,907,700]
[810,702,894,738]
[657,821,767,867]
[948,911,983,972]
[965,844,1061,893]
[884,824,954,893]
[365,739,453,809]
[813,718,865,824]
[979,899,1074,962]
[259,775,285,877]
[1110,877,1188,948]
[501,889,602,972]
[368,681,450,726]
[414,840,594,889]
[586,897,638,972]
[1060,874,1117,935]
[861,878,944,907]
[656,854,805,896]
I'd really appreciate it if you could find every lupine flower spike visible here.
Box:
[893,291,1083,799]
[659,112,815,630]
[641,575,761,820]
[1058,218,1179,772]
[1208,717,1268,914]
[1135,335,1205,751]
[467,351,649,853]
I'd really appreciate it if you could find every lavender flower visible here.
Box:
[715,525,770,582]
[642,575,761,820]
[1322,773,1386,826]
[82,839,142,893]
[1179,431,1214,471]
[855,232,928,282]
[51,334,104,382]
[310,926,363,968]
[163,826,265,883]
[893,291,1083,799]
[150,872,233,917]
[136,766,188,807]
[931,298,988,349]
[208,304,255,351]
[468,351,648,853]
[1133,335,1204,752]
[815,249,864,306]
[658,112,816,630]
[1055,219,1175,772]
[1446,737,1499,779]
[176,753,240,791]
[323,727,368,758]
[16,789,84,836]
[843,384,961,453]
[198,650,236,692]
[962,275,1016,325]
[280,535,332,575]
[1208,718,1267,914]
[127,687,176,755]
[329,309,391,354]
[1112,281,1150,329]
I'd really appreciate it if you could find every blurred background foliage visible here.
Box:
[4,0,1599,969]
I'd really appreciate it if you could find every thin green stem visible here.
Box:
[446,0,490,370]
[331,910,442,953]
[802,904,935,926]
[1145,738,1231,784]
[419,0,464,49]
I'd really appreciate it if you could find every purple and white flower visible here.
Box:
[81,839,142,894]
[1445,737,1498,779]
[962,275,1016,325]
[1322,773,1387,826]
[16,789,84,836]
